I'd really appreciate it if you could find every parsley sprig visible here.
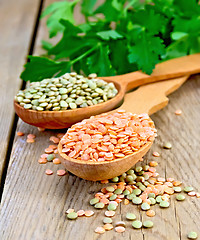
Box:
[21,0,200,82]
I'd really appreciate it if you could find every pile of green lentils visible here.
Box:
[15,72,118,111]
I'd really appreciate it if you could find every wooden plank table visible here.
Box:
[0,1,199,239]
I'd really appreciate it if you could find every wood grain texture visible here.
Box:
[0,76,199,240]
[0,0,41,182]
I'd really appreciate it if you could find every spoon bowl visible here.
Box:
[58,140,153,181]
[14,54,200,129]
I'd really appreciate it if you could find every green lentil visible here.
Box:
[143,220,154,228]
[15,73,118,111]
[176,194,185,201]
[184,186,194,193]
[159,201,170,208]
[187,231,198,239]
[107,203,117,211]
[141,202,151,211]
[127,193,136,200]
[148,193,156,198]
[94,202,105,209]
[149,198,156,205]
[123,189,130,195]
[132,220,142,229]
[103,217,112,224]
[114,189,123,195]
[90,198,99,205]
[47,154,55,162]
[109,194,117,201]
[106,186,115,192]
[126,213,136,221]
[111,177,119,183]
[156,196,163,203]
[133,188,142,196]
[173,187,182,193]
[67,212,78,220]
[132,197,142,205]
[163,142,172,149]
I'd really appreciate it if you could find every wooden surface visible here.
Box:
[0,0,200,240]
[0,0,41,183]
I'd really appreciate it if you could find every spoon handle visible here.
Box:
[114,75,189,115]
[101,54,200,92]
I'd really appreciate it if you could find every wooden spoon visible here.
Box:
[58,75,189,181]
[14,54,200,129]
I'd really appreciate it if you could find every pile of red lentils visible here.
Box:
[60,111,156,161]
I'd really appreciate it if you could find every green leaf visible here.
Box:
[132,6,166,35]
[20,56,70,82]
[87,45,116,76]
[41,0,79,38]
[41,40,53,51]
[95,0,125,21]
[173,0,200,18]
[171,32,188,41]
[81,0,98,16]
[96,30,123,40]
[128,33,165,74]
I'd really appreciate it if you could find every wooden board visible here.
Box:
[0,0,200,239]
[0,0,41,184]
[0,76,199,240]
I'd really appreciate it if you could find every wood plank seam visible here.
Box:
[0,0,44,202]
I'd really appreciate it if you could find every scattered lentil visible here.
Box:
[104,224,114,231]
[67,212,78,220]
[163,142,172,149]
[184,186,194,193]
[66,209,74,214]
[176,194,185,201]
[126,213,136,221]
[57,169,66,176]
[159,201,170,208]
[141,202,151,211]
[105,211,115,217]
[132,197,142,205]
[53,158,61,164]
[17,131,24,136]
[115,221,126,227]
[143,220,154,228]
[26,138,35,143]
[152,152,160,157]
[77,210,85,216]
[115,226,125,233]
[173,187,182,193]
[187,231,198,239]
[45,169,53,175]
[146,210,155,217]
[95,226,105,234]
[175,109,182,115]
[132,220,142,229]
[85,210,94,217]
[103,217,112,224]
[38,158,47,164]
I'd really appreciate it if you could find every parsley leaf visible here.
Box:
[20,56,70,82]
[128,33,165,74]
[96,30,123,40]
[87,45,115,76]
[41,0,79,38]
[81,0,97,16]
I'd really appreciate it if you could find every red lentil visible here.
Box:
[17,131,24,136]
[38,158,47,164]
[85,210,94,217]
[77,210,85,216]
[27,134,36,139]
[146,210,155,217]
[115,226,125,233]
[53,158,61,164]
[60,111,156,162]
[188,191,196,197]
[45,169,53,175]
[57,169,66,176]
[104,223,113,231]
[105,211,115,217]
[175,109,182,115]
[149,161,158,167]
[152,152,160,157]
[26,138,35,143]
[95,227,105,234]
[66,209,74,214]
